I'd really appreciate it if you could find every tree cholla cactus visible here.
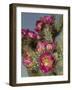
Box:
[21,15,63,76]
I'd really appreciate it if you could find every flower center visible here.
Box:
[42,56,52,67]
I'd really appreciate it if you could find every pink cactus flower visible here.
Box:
[35,20,43,32]
[22,29,41,39]
[36,34,41,39]
[44,41,56,51]
[35,16,54,32]
[23,55,33,68]
[23,58,32,65]
[28,31,41,39]
[21,29,29,38]
[36,41,56,53]
[36,41,45,53]
[38,52,55,73]
[40,16,55,25]
[28,31,34,38]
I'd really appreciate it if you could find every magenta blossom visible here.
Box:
[23,57,32,66]
[23,56,34,69]
[38,52,55,73]
[36,41,45,53]
[21,29,29,38]
[35,20,43,32]
[36,34,41,39]
[35,16,54,32]
[22,29,41,39]
[40,16,55,25]
[27,31,41,39]
[43,41,56,51]
[27,31,35,38]
[36,41,56,53]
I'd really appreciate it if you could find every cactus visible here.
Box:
[21,15,63,76]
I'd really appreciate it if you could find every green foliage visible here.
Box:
[40,25,53,41]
